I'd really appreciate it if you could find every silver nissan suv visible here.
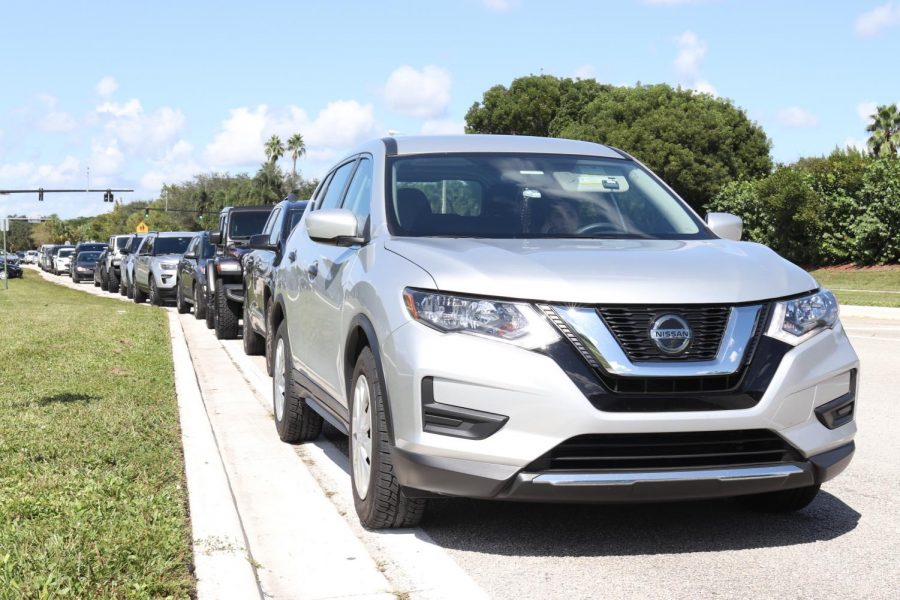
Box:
[270,135,859,529]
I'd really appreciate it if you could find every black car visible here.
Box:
[242,198,309,373]
[94,249,109,287]
[0,258,23,279]
[175,231,216,322]
[207,204,274,339]
[71,251,102,283]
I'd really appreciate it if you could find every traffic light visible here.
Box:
[38,187,44,201]
[102,189,114,202]
[144,208,150,219]
[198,210,204,221]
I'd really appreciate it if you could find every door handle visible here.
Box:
[307,261,318,279]
[288,250,297,263]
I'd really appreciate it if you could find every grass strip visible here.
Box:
[809,267,900,308]
[0,271,194,598]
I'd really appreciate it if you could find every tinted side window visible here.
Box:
[265,208,282,244]
[342,157,373,230]
[318,160,357,210]
[140,237,154,255]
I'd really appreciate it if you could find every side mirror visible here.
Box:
[183,252,196,259]
[209,231,222,245]
[707,212,743,242]
[248,233,274,250]
[305,209,362,245]
[119,248,130,255]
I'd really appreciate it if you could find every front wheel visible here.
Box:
[272,321,322,443]
[193,284,206,320]
[214,283,240,339]
[176,280,190,314]
[736,484,821,513]
[132,279,147,303]
[242,300,265,355]
[350,347,426,529]
[149,277,162,306]
[107,269,120,294]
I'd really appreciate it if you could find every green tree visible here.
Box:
[287,133,306,179]
[265,134,285,165]
[466,76,772,211]
[853,158,900,264]
[865,104,900,158]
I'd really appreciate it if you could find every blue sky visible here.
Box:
[1,0,898,220]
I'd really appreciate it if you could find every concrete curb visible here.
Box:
[841,305,900,320]
[168,312,263,599]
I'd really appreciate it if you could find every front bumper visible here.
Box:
[382,320,859,501]
[153,269,179,294]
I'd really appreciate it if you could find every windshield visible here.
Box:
[154,236,192,255]
[230,211,271,239]
[115,237,129,249]
[77,243,107,252]
[58,249,74,258]
[388,154,708,239]
[77,252,101,262]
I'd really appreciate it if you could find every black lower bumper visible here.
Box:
[395,441,855,503]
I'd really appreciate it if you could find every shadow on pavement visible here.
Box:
[420,490,860,556]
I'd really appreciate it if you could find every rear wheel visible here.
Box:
[350,347,426,529]
[193,284,206,320]
[176,280,190,313]
[204,287,215,329]
[272,321,322,443]
[132,279,147,303]
[214,283,240,339]
[736,485,820,513]
[242,301,265,355]
[264,301,276,376]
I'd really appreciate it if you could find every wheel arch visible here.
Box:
[345,314,396,444]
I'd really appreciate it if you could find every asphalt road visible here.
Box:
[32,267,900,599]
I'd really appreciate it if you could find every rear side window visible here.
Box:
[318,161,356,210]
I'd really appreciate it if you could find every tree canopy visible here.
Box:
[465,75,772,211]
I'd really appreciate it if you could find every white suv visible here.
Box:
[270,135,859,529]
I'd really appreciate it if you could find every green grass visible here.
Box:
[809,267,900,308]
[0,272,194,598]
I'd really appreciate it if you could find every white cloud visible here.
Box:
[34,156,82,185]
[420,119,466,135]
[776,106,818,128]
[673,31,717,96]
[39,111,77,132]
[856,101,878,122]
[855,2,900,36]
[384,65,451,118]
[96,76,118,97]
[95,100,186,154]
[89,140,125,176]
[204,101,378,169]
[573,64,598,80]
[483,0,521,11]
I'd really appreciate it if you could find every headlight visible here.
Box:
[216,260,241,274]
[112,258,121,265]
[161,262,178,270]
[767,289,839,345]
[402,288,560,349]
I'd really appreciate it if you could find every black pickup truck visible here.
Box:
[207,204,274,339]
[241,198,309,374]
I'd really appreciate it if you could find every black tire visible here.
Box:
[204,288,215,329]
[176,279,190,313]
[350,347,426,529]
[242,300,265,355]
[72,275,79,283]
[273,321,322,443]
[93,277,100,287]
[736,484,821,513]
[264,300,276,376]
[214,282,240,339]
[107,268,120,294]
[132,279,147,303]
[193,284,207,320]
[149,277,163,306]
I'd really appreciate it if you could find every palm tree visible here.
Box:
[287,133,306,179]
[865,104,900,158]
[264,134,285,165]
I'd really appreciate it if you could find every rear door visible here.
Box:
[135,236,154,289]
[179,237,198,297]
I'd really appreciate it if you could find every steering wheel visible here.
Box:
[575,222,623,235]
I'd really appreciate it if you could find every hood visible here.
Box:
[384,238,817,305]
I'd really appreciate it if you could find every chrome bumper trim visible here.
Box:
[532,464,804,486]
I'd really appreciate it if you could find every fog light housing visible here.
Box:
[815,370,857,429]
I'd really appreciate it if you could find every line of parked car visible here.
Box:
[33,135,861,533]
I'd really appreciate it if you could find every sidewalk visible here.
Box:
[841,304,900,320]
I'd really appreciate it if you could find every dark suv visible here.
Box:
[175,231,217,323]
[242,198,308,373]
[207,205,273,339]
